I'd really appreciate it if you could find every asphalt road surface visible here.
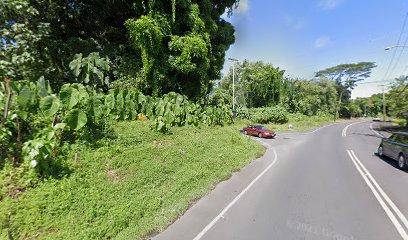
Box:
[153,121,408,240]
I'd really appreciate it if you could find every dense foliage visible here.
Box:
[314,62,377,118]
[220,60,339,119]
[0,121,264,240]
[350,76,408,121]
[237,106,289,124]
[1,0,240,197]
[1,0,239,99]
[0,78,231,196]
[387,76,408,118]
[221,60,285,108]
[219,60,380,120]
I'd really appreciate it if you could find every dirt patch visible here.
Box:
[107,169,120,184]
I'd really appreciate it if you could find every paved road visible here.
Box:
[153,121,408,240]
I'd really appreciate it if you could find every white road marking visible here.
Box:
[342,121,365,137]
[370,122,385,138]
[278,122,344,136]
[193,145,278,240]
[308,122,340,134]
[347,150,408,240]
[350,150,408,230]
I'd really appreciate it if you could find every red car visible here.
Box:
[243,125,276,138]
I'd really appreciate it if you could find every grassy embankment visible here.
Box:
[1,114,350,239]
[234,114,349,133]
[0,121,264,240]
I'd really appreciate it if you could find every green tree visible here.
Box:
[126,0,238,99]
[315,62,377,117]
[221,60,285,108]
[315,62,377,90]
[387,76,408,118]
[2,0,239,99]
[0,0,51,81]
[1,0,137,86]
[281,78,337,116]
[349,100,363,118]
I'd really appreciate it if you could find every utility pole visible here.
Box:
[380,85,387,121]
[228,58,240,118]
[232,63,235,111]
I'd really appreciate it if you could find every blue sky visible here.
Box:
[222,0,408,98]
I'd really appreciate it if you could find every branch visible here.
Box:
[398,83,408,95]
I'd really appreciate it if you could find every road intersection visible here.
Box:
[154,121,408,240]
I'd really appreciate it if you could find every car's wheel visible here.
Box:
[398,154,406,170]
[244,130,248,135]
[258,133,262,138]
[378,145,384,157]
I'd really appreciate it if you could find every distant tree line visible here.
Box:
[215,60,381,119]
[351,76,408,119]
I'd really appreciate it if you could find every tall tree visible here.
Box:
[126,0,238,98]
[1,0,137,86]
[315,62,377,118]
[281,78,337,115]
[387,76,408,118]
[1,0,239,99]
[315,62,377,90]
[220,60,285,108]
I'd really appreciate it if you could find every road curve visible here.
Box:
[153,121,408,240]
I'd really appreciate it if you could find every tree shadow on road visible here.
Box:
[352,132,382,139]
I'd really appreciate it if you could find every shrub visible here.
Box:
[238,106,289,124]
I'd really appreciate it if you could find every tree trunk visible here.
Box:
[1,78,11,126]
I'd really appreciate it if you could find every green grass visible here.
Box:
[0,121,264,240]
[234,114,349,133]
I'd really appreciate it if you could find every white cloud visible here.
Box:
[315,37,331,48]
[236,0,249,14]
[318,0,343,10]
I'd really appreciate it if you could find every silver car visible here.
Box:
[378,132,408,169]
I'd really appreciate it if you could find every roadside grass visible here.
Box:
[233,114,349,133]
[0,121,264,240]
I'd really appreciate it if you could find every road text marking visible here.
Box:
[193,145,278,240]
[347,150,408,240]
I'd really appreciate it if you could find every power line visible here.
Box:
[388,18,408,78]
[382,12,408,81]
[358,80,395,85]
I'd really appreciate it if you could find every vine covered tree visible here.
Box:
[1,0,240,99]
[125,0,239,98]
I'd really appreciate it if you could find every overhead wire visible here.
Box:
[382,12,408,81]
[387,14,408,79]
